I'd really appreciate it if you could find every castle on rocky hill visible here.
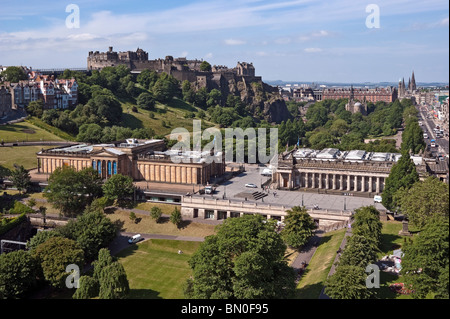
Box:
[87,47,262,91]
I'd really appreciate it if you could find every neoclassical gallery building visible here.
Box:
[273,148,429,194]
[36,139,225,185]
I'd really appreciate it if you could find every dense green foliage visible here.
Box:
[401,217,449,299]
[351,206,383,248]
[10,165,31,194]
[44,166,103,217]
[57,209,117,261]
[0,66,27,83]
[184,214,296,299]
[382,151,419,211]
[394,176,449,230]
[0,250,37,299]
[102,174,135,205]
[32,237,85,288]
[325,265,376,299]
[325,206,382,299]
[281,206,317,248]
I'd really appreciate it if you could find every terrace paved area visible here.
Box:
[213,166,386,212]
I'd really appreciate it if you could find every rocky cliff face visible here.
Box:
[227,79,292,124]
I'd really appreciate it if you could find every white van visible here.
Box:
[374,195,382,203]
[261,168,273,176]
[423,133,428,139]
[128,234,142,244]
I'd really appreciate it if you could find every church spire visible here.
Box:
[411,71,416,91]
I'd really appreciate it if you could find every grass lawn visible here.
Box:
[0,121,64,143]
[120,98,216,136]
[117,239,201,299]
[0,145,53,170]
[106,209,217,238]
[295,229,346,299]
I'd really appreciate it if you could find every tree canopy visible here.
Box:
[184,215,296,299]
[394,176,449,230]
[44,166,103,217]
[401,217,449,299]
[281,206,317,248]
[382,151,419,211]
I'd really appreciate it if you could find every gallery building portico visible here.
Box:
[273,148,427,194]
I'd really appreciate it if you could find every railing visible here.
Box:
[182,195,353,217]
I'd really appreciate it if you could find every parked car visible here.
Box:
[128,234,142,244]
[374,195,382,203]
[245,183,258,188]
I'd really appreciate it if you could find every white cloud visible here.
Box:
[224,39,247,46]
[304,47,322,53]
[440,17,449,26]
[299,30,331,42]
[205,52,214,59]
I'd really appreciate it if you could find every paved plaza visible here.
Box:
[213,166,386,212]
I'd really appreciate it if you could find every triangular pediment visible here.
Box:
[91,148,124,157]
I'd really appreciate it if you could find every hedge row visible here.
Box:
[0,213,27,236]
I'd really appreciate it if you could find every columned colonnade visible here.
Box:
[278,171,386,194]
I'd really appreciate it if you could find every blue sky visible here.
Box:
[0,0,448,83]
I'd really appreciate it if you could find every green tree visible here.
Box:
[150,206,163,223]
[44,167,102,217]
[200,61,212,72]
[136,92,155,110]
[26,100,44,118]
[44,166,88,217]
[72,276,99,299]
[281,206,317,249]
[32,237,84,288]
[92,248,115,281]
[61,210,117,261]
[10,165,31,194]
[325,265,376,299]
[394,176,449,230]
[382,151,419,211]
[98,261,130,299]
[351,206,382,247]
[0,250,37,298]
[170,207,182,228]
[76,123,103,144]
[401,217,449,299]
[401,117,426,154]
[102,174,134,206]
[182,80,195,103]
[185,215,296,299]
[26,230,62,252]
[1,66,27,83]
[338,235,379,268]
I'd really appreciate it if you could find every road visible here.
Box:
[417,104,449,158]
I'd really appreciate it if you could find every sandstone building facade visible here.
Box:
[272,148,428,194]
[36,139,225,185]
[0,85,13,117]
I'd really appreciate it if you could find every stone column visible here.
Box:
[376,177,380,194]
[340,175,344,190]
[347,175,351,191]
[312,173,316,189]
[319,173,323,189]
[305,172,309,188]
[325,174,329,189]
[361,176,365,192]
[369,176,373,193]
[332,174,337,190]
